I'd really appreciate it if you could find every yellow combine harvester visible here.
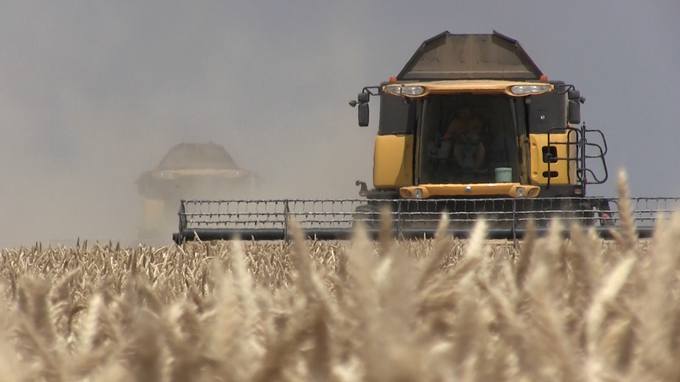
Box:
[172,31,676,243]
[349,30,610,228]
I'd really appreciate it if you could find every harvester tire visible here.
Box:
[555,199,599,228]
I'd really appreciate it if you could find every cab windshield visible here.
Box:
[417,94,523,185]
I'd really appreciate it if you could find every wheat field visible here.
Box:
[0,171,678,382]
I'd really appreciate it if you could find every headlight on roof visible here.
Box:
[509,85,552,96]
[384,85,425,96]
[156,171,178,180]
[401,86,425,95]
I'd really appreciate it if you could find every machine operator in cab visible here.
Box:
[437,104,487,173]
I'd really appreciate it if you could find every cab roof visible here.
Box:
[156,142,240,171]
[397,31,544,81]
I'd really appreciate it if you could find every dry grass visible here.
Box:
[0,169,677,382]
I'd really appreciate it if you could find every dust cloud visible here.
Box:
[0,2,377,248]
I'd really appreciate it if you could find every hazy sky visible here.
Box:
[1,1,678,247]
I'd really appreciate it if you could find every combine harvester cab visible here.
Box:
[173,31,677,243]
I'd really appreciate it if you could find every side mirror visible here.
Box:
[568,100,581,124]
[358,103,369,127]
[350,91,370,127]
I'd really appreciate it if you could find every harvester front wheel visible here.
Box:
[553,199,600,228]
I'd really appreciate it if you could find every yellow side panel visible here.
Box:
[373,135,414,188]
[529,133,577,186]
[568,129,577,181]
